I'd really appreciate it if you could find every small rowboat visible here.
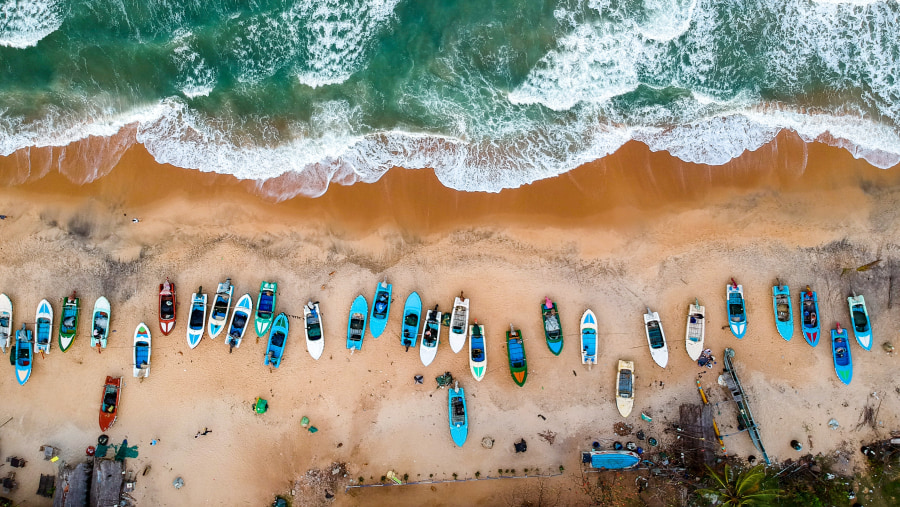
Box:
[616,360,634,417]
[726,279,747,339]
[264,313,289,368]
[35,299,53,355]
[643,308,668,368]
[226,293,252,352]
[304,301,324,360]
[448,293,469,353]
[186,288,207,349]
[207,278,234,339]
[0,293,12,354]
[369,280,392,338]
[506,325,528,386]
[541,297,563,355]
[99,376,122,431]
[800,286,820,347]
[91,297,111,352]
[772,284,793,341]
[469,321,486,381]
[401,292,422,350]
[14,324,32,385]
[847,295,872,351]
[448,381,468,447]
[133,322,151,378]
[684,300,705,361]
[58,291,80,352]
[831,323,853,385]
[420,306,441,366]
[255,281,278,337]
[158,278,176,335]
[347,295,368,351]
[580,309,598,366]
[582,450,641,470]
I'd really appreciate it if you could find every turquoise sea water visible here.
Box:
[1,0,899,198]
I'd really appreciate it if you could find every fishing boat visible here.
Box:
[726,279,747,339]
[448,293,469,353]
[158,278,176,335]
[448,381,468,447]
[226,293,252,352]
[14,324,32,385]
[643,308,668,368]
[582,450,641,470]
[304,301,324,360]
[186,288,207,349]
[207,278,234,339]
[0,293,11,354]
[615,360,634,417]
[133,322,151,378]
[346,295,368,351]
[58,291,79,352]
[369,280,392,338]
[541,297,563,355]
[772,284,793,341]
[800,286,820,347]
[264,313,289,368]
[35,299,53,355]
[255,281,278,337]
[99,376,122,431]
[91,296,111,352]
[580,309,598,366]
[469,320,486,381]
[420,306,441,366]
[684,300,705,361]
[831,323,853,385]
[401,292,422,350]
[847,295,872,351]
[506,325,528,386]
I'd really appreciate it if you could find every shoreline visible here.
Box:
[1,134,899,505]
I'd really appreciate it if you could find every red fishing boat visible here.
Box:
[99,376,122,431]
[159,278,176,335]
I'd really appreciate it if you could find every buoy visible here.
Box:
[86,446,96,456]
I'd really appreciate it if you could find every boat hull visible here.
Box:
[226,293,253,350]
[99,376,122,431]
[58,294,79,352]
[542,299,564,355]
[264,313,289,367]
[684,303,705,361]
[255,281,278,337]
[847,295,872,351]
[580,309,598,365]
[401,292,422,349]
[133,322,151,378]
[506,329,528,386]
[369,281,392,338]
[304,301,324,360]
[584,450,641,470]
[35,299,53,354]
[448,296,469,353]
[726,284,747,339]
[186,292,207,349]
[0,293,12,354]
[207,279,234,340]
[91,297,111,350]
[616,360,634,417]
[772,285,793,341]
[420,309,441,366]
[346,295,368,351]
[469,323,486,381]
[800,290,821,347]
[831,327,853,385]
[159,279,176,335]
[644,310,668,368]
[448,385,468,447]
[15,327,33,385]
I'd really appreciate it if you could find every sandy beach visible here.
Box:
[1,134,900,506]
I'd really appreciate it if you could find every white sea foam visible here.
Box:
[635,0,697,41]
[0,0,66,48]
[172,31,217,98]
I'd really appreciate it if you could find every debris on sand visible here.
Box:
[538,430,557,445]
[294,462,349,506]
[614,422,633,436]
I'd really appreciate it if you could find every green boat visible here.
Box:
[541,297,563,355]
[506,325,528,387]
[255,281,278,337]
[59,291,80,352]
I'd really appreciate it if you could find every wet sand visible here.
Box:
[1,134,899,506]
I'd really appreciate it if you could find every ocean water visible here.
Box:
[1,0,899,198]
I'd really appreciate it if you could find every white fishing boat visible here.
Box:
[34,299,53,355]
[448,294,469,353]
[643,308,668,368]
[133,322,151,378]
[615,360,634,417]
[685,300,705,361]
[0,293,11,353]
[468,321,486,381]
[226,293,252,352]
[304,301,324,360]
[580,309,598,366]
[207,278,234,339]
[420,306,441,366]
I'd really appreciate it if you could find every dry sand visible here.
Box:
[1,133,900,506]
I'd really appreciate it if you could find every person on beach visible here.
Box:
[195,428,212,438]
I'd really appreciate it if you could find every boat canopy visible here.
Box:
[646,321,664,349]
[618,370,633,397]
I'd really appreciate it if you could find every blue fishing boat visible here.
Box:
[369,280,391,338]
[847,295,872,351]
[541,297,563,355]
[347,295,368,351]
[448,381,468,447]
[186,287,207,349]
[800,286,820,347]
[831,323,852,385]
[264,313,289,368]
[772,284,793,341]
[726,279,746,339]
[580,309,598,366]
[133,322,151,378]
[582,450,641,470]
[255,281,278,337]
[401,292,422,350]
[35,299,53,355]
[14,324,33,385]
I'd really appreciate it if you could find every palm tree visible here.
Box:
[696,464,781,506]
